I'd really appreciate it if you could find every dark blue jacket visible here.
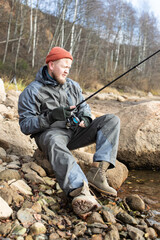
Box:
[18,66,92,136]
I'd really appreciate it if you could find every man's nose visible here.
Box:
[65,68,69,74]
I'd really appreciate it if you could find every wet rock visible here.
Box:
[0,197,13,219]
[116,211,137,225]
[0,169,21,181]
[29,222,47,236]
[125,194,146,211]
[10,179,33,195]
[17,208,35,228]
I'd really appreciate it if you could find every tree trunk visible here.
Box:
[14,3,24,72]
[32,0,39,68]
[70,0,79,55]
[3,0,14,63]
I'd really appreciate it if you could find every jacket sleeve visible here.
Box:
[18,85,50,135]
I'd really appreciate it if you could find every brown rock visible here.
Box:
[125,194,146,211]
[117,101,160,168]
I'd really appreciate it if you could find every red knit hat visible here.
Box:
[46,47,73,64]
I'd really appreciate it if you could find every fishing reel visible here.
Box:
[66,112,80,129]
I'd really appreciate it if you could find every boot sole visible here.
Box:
[72,195,101,215]
[88,182,117,197]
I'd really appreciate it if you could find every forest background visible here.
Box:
[0,0,160,95]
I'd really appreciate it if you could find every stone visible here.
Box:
[17,208,35,228]
[73,222,87,237]
[104,225,120,240]
[0,147,6,160]
[116,211,137,225]
[29,222,47,235]
[0,182,24,205]
[6,155,19,162]
[145,227,158,239]
[0,222,12,236]
[127,225,145,239]
[102,210,116,224]
[0,197,13,219]
[10,179,33,195]
[125,194,146,211]
[11,225,27,236]
[0,169,21,181]
[24,172,45,184]
[86,212,105,224]
[30,162,47,177]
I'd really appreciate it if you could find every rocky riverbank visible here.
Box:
[0,148,160,240]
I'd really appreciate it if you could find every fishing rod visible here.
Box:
[76,48,160,109]
[66,49,160,128]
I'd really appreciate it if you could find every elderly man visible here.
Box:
[18,47,120,216]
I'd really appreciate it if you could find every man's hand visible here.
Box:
[48,106,76,124]
[79,116,91,128]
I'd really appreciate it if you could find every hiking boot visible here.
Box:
[70,181,101,215]
[86,161,117,197]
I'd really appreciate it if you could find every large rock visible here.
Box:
[0,78,6,103]
[117,101,160,169]
[0,119,36,156]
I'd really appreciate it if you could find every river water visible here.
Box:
[118,169,160,225]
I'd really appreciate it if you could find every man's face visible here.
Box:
[49,58,72,85]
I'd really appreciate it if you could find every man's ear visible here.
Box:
[48,61,54,71]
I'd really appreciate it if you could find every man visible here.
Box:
[18,47,120,216]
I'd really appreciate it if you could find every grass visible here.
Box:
[4,79,26,92]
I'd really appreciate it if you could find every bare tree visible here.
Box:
[3,0,15,63]
[32,0,39,68]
